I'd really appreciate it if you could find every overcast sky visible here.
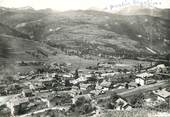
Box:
[0,0,170,11]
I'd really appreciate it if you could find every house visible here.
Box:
[90,90,101,96]
[113,83,126,89]
[128,82,138,89]
[100,79,111,88]
[153,88,170,102]
[48,93,72,107]
[0,84,7,96]
[0,104,11,117]
[51,73,57,78]
[95,81,102,90]
[39,78,55,87]
[115,97,132,110]
[28,83,35,91]
[26,97,48,113]
[135,72,154,86]
[85,74,92,78]
[144,91,157,107]
[156,64,167,73]
[108,95,132,111]
[5,84,22,95]
[70,76,88,85]
[148,64,167,73]
[41,98,50,108]
[80,83,92,91]
[63,74,73,78]
[70,86,80,97]
[101,72,116,77]
[79,84,92,94]
[6,96,29,116]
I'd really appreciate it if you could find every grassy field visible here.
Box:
[47,54,106,71]
[20,109,158,117]
[94,109,156,117]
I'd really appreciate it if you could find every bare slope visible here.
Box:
[14,10,170,55]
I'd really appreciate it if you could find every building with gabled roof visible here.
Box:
[135,72,154,86]
[6,95,29,116]
[153,88,170,102]
[115,97,132,110]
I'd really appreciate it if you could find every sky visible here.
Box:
[0,0,170,11]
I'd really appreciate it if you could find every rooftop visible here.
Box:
[136,72,153,78]
[7,96,29,106]
[153,88,170,98]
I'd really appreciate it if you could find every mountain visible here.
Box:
[0,15,51,66]
[0,22,30,39]
[113,6,170,20]
[13,10,170,54]
[0,8,170,66]
[0,7,51,27]
[0,7,54,65]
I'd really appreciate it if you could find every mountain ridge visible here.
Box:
[0,8,169,65]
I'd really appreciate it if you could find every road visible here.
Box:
[119,81,168,97]
[156,73,170,77]
[17,106,70,117]
[98,81,168,99]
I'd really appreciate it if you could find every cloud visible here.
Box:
[0,0,169,11]
[0,0,106,11]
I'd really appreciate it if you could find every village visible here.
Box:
[0,58,170,117]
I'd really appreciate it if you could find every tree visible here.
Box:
[80,103,93,114]
[110,92,119,102]
[117,69,122,73]
[166,54,170,62]
[74,69,79,79]
[159,87,162,90]
[125,83,129,89]
[130,93,144,108]
[70,96,94,114]
[123,69,128,73]
[65,79,72,87]
[88,72,97,83]
[139,64,143,70]
[107,92,119,109]
[165,77,170,94]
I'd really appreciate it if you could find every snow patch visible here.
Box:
[137,35,142,38]
[146,47,157,54]
[114,22,118,25]
[145,18,148,22]
[15,22,27,28]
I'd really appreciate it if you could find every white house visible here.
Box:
[101,72,116,77]
[156,64,167,73]
[153,88,170,102]
[135,72,154,86]
[148,64,167,73]
[128,82,138,89]
[80,83,91,91]
[70,76,88,85]
[115,97,132,111]
[113,83,126,89]
[100,79,111,88]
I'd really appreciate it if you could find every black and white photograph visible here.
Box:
[0,0,170,117]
